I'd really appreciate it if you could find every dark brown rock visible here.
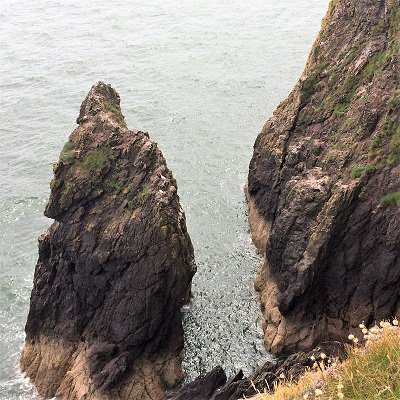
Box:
[247,0,400,354]
[170,342,345,400]
[168,366,227,400]
[20,82,196,400]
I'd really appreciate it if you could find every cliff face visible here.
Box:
[21,82,196,399]
[248,0,400,354]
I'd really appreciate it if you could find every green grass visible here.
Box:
[362,50,390,80]
[323,323,400,400]
[300,63,329,105]
[333,103,348,117]
[59,181,76,205]
[389,126,400,165]
[104,100,127,128]
[254,320,400,400]
[389,91,400,112]
[381,192,400,206]
[104,178,125,194]
[351,164,376,179]
[83,147,112,172]
[60,141,76,163]
[369,119,400,166]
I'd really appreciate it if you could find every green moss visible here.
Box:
[137,183,150,202]
[371,138,382,150]
[126,182,151,209]
[312,44,321,62]
[370,137,383,158]
[351,164,377,179]
[389,91,400,112]
[386,122,400,165]
[104,101,127,128]
[387,153,400,165]
[333,103,349,117]
[389,0,400,43]
[362,51,390,80]
[104,178,125,194]
[298,109,315,125]
[60,180,76,205]
[383,119,398,136]
[60,141,76,163]
[300,62,329,105]
[83,147,112,172]
[380,192,400,206]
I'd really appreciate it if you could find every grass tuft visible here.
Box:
[251,319,400,400]
[381,192,400,207]
[350,164,376,179]
[60,141,76,163]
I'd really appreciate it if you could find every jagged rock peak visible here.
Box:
[247,0,400,355]
[21,82,196,400]
[77,81,126,127]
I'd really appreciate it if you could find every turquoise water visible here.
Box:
[0,1,329,398]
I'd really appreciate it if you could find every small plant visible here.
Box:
[333,103,348,117]
[389,91,400,112]
[371,137,382,150]
[60,140,76,163]
[137,183,150,203]
[300,63,329,105]
[104,177,125,194]
[362,50,389,80]
[388,126,400,165]
[103,99,127,128]
[380,192,400,206]
[351,164,376,179]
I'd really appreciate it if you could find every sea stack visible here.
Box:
[247,0,400,354]
[21,82,196,399]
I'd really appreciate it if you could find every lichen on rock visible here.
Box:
[21,82,196,400]
[247,0,400,355]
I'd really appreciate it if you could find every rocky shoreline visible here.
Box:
[21,0,400,398]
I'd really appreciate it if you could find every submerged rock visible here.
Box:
[21,82,196,399]
[248,0,400,354]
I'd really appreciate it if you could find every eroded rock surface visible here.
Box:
[248,0,400,354]
[170,342,345,400]
[21,82,196,400]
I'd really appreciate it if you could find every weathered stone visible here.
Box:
[21,82,196,400]
[247,0,400,354]
[168,366,227,400]
[171,342,345,400]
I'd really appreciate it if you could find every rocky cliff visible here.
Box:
[248,0,400,354]
[21,82,196,400]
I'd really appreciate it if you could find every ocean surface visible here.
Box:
[0,1,329,398]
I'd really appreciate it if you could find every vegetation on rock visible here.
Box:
[247,0,400,355]
[252,319,400,400]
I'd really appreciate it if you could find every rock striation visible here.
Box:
[21,82,196,399]
[247,0,400,355]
